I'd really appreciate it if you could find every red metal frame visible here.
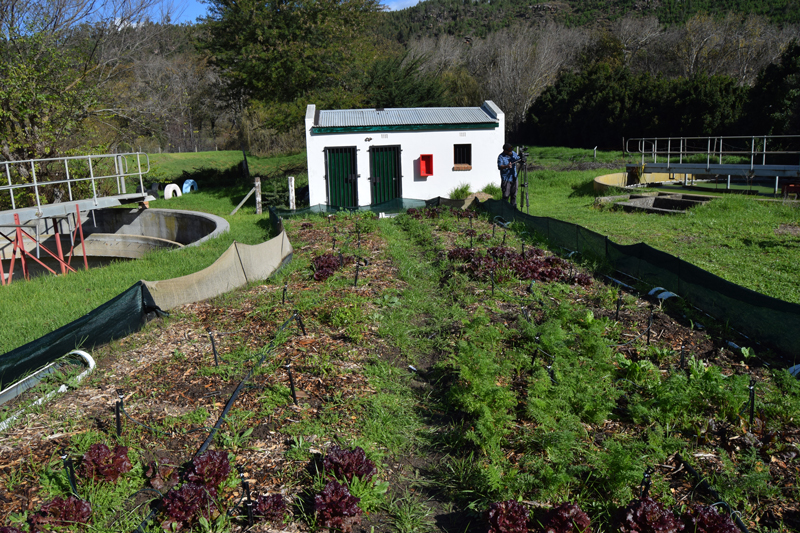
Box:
[1,205,87,285]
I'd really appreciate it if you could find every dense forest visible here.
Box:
[0,0,798,178]
[384,0,800,41]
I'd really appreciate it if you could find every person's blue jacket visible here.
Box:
[498,151,522,182]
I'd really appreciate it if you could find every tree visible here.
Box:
[361,52,449,108]
[0,0,173,167]
[199,0,382,111]
[744,39,800,135]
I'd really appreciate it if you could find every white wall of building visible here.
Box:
[305,102,506,207]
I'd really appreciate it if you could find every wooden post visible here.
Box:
[288,176,296,210]
[255,176,262,215]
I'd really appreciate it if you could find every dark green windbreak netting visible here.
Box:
[272,198,432,218]
[0,282,159,388]
[481,199,800,358]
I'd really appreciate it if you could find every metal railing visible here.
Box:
[0,152,150,212]
[625,135,800,172]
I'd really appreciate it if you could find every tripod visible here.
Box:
[516,145,530,214]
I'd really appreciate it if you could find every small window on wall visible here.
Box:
[454,144,472,171]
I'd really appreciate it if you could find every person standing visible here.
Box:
[498,143,522,207]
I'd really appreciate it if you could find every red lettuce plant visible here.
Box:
[681,505,737,533]
[322,446,377,483]
[28,496,91,532]
[186,450,230,490]
[538,502,591,533]
[486,500,529,533]
[78,443,132,482]
[254,494,287,523]
[162,483,217,531]
[0,527,23,533]
[314,480,362,533]
[313,253,352,282]
[616,497,684,533]
[145,459,180,491]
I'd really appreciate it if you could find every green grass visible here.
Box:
[0,188,270,355]
[3,145,799,359]
[514,163,800,304]
[146,150,308,185]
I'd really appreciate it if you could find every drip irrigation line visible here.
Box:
[117,392,164,437]
[194,311,299,459]
[133,311,301,533]
[675,454,750,533]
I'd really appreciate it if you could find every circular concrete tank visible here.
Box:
[0,208,229,280]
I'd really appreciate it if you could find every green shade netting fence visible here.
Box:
[482,198,800,358]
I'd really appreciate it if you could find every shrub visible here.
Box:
[482,183,502,200]
[449,183,472,200]
[486,500,529,533]
[78,443,132,482]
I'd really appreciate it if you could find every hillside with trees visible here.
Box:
[385,0,800,42]
[0,0,798,184]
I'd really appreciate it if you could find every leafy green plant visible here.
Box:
[449,183,472,200]
[448,316,516,455]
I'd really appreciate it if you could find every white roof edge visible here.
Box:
[482,100,502,120]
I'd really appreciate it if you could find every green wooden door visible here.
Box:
[369,145,402,205]
[325,147,358,207]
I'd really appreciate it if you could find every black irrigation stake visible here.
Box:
[294,311,307,336]
[338,252,344,267]
[61,449,78,497]
[521,241,525,256]
[680,344,686,371]
[332,236,336,250]
[546,365,557,385]
[522,307,531,322]
[286,364,299,406]
[749,379,756,427]
[502,231,506,246]
[282,283,288,305]
[491,270,495,296]
[470,234,473,248]
[639,466,654,498]
[528,279,535,292]
[492,223,496,237]
[239,467,254,527]
[357,227,361,248]
[115,398,122,437]
[646,309,654,345]
[615,293,622,321]
[208,329,220,367]
[676,454,750,533]
[469,216,473,227]
[354,262,360,287]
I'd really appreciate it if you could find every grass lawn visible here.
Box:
[2,146,798,356]
[147,150,307,183]
[0,187,270,355]
[2,207,797,533]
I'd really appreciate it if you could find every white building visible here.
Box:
[305,101,505,207]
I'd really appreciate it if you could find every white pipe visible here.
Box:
[0,350,95,433]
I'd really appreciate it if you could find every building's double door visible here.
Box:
[324,145,402,207]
